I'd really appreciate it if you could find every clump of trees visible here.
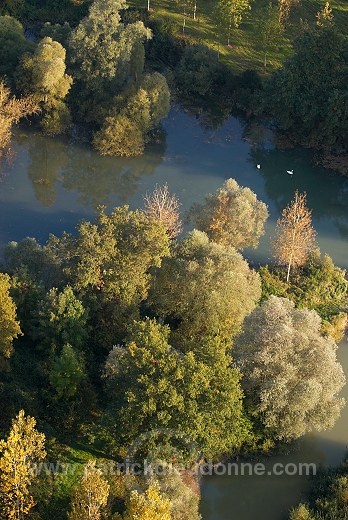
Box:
[266,25,348,172]
[0,0,170,156]
[0,180,346,517]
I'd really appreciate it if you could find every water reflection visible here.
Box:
[61,139,165,208]
[27,137,68,208]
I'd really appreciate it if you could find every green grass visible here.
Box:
[131,0,348,72]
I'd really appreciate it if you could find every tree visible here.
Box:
[150,230,261,342]
[0,410,46,519]
[69,460,110,520]
[289,504,315,520]
[47,206,170,345]
[272,191,317,282]
[189,179,268,249]
[0,16,32,82]
[316,2,334,27]
[122,482,171,520]
[0,273,22,359]
[176,0,194,34]
[69,0,151,88]
[175,45,219,96]
[0,82,39,163]
[150,465,201,520]
[49,343,86,399]
[16,37,72,135]
[265,27,348,158]
[144,184,182,239]
[235,296,345,441]
[214,0,251,46]
[33,285,89,354]
[278,0,300,24]
[104,319,250,459]
[259,2,284,69]
[121,72,170,135]
[93,115,145,157]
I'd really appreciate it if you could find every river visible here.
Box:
[1,107,348,519]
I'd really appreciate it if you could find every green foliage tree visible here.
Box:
[214,0,251,46]
[0,15,32,82]
[49,343,86,399]
[235,296,346,441]
[266,27,348,159]
[47,206,170,345]
[175,45,219,96]
[124,72,170,134]
[150,230,260,342]
[104,318,250,459]
[0,410,46,520]
[259,2,284,69]
[69,0,151,92]
[16,37,72,135]
[33,286,89,354]
[0,273,22,359]
[93,114,145,157]
[93,72,170,157]
[189,178,268,249]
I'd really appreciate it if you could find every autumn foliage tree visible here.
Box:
[144,184,182,239]
[0,273,22,359]
[189,179,268,250]
[69,460,110,520]
[0,410,46,520]
[316,2,334,27]
[272,191,317,282]
[121,482,172,520]
[0,82,39,164]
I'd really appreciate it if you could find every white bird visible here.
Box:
[257,164,261,169]
[287,170,294,175]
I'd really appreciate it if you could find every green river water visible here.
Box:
[1,107,347,519]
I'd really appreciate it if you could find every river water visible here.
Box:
[1,107,348,519]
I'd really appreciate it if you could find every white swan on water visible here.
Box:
[287,170,294,175]
[257,164,261,169]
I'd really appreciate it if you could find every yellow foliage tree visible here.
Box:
[123,482,172,520]
[0,410,46,520]
[69,460,110,520]
[272,191,317,282]
[316,2,334,27]
[0,273,22,359]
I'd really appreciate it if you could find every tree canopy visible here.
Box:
[235,296,345,441]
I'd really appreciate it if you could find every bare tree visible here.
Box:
[272,191,317,282]
[144,183,183,238]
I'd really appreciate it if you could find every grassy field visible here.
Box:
[131,0,348,72]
